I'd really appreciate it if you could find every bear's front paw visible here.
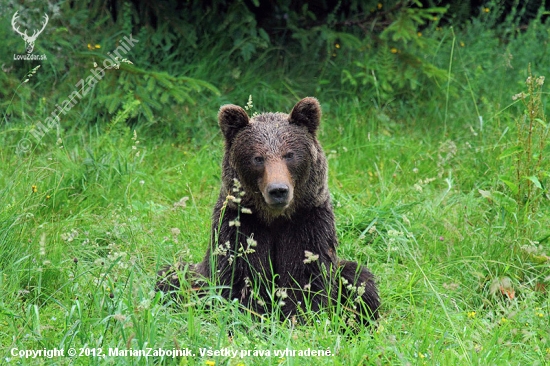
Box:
[155,263,184,294]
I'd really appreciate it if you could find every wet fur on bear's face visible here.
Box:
[219,98,330,223]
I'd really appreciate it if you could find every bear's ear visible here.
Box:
[218,104,250,143]
[289,97,322,135]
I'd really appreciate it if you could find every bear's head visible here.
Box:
[218,97,329,222]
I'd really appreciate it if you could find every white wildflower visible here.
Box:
[303,250,319,264]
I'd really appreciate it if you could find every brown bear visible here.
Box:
[158,97,379,324]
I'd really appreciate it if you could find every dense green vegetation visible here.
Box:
[1,0,549,364]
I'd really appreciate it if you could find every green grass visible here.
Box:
[2,10,550,366]
[2,98,549,365]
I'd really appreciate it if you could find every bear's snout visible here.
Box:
[260,159,294,211]
[264,181,293,210]
[267,183,290,204]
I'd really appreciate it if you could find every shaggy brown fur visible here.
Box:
[157,97,379,323]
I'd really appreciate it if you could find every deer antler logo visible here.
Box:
[11,11,49,54]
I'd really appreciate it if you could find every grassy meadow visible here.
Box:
[1,3,549,365]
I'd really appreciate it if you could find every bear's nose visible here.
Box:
[267,183,289,204]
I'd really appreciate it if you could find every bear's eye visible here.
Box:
[283,152,294,160]
[253,156,264,165]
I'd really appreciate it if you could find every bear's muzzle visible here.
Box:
[260,159,294,212]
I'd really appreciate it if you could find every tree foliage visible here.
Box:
[1,0,548,134]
